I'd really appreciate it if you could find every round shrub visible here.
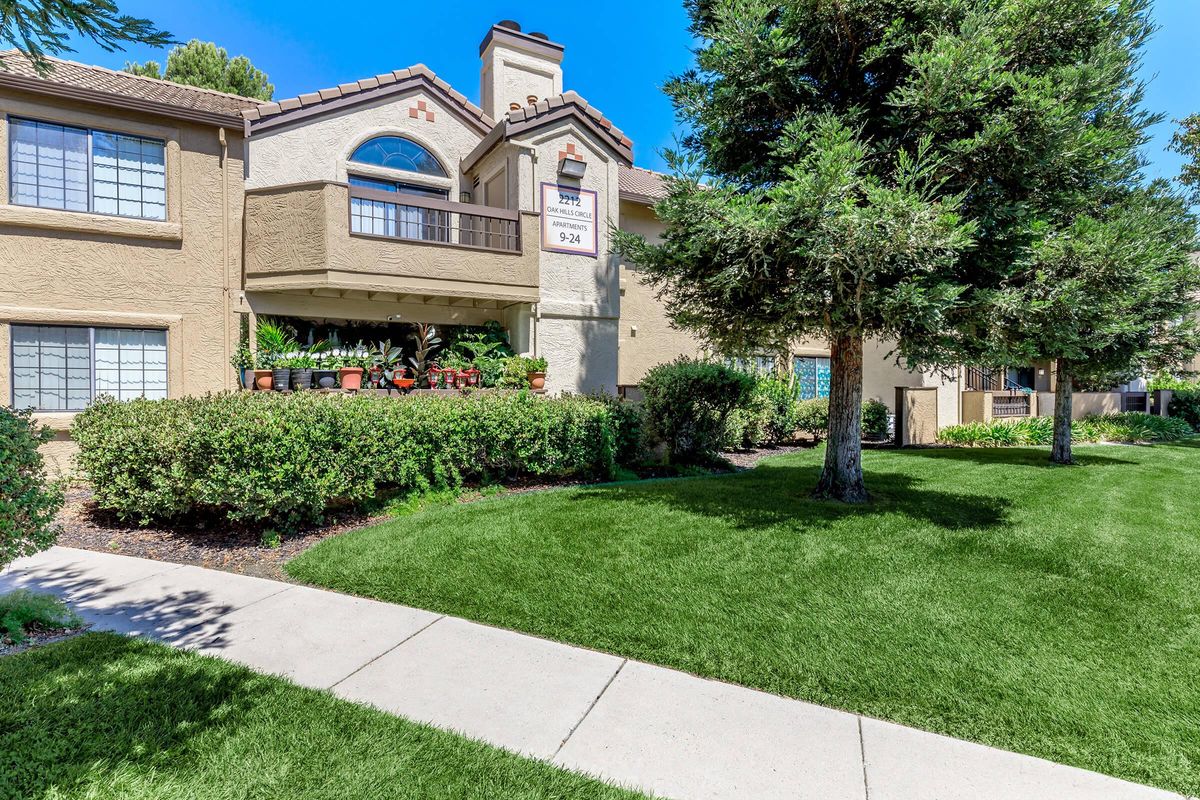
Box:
[862,399,890,440]
[1168,389,1200,431]
[0,407,63,569]
[638,358,756,464]
[73,392,623,528]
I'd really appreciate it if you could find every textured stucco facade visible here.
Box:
[0,87,245,474]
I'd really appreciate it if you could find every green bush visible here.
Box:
[639,358,755,464]
[1,407,63,570]
[73,392,624,528]
[0,589,82,644]
[862,399,890,439]
[937,413,1192,447]
[722,375,804,449]
[794,397,830,441]
[1168,389,1200,431]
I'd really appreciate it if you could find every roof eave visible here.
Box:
[0,71,246,128]
[461,106,634,174]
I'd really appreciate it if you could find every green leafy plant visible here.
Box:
[1,407,64,570]
[1168,390,1200,431]
[255,321,299,359]
[937,414,1192,447]
[259,529,282,549]
[862,399,890,440]
[408,324,441,388]
[0,589,82,644]
[639,358,756,465]
[230,342,253,372]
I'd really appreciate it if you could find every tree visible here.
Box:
[614,0,1164,501]
[977,4,1200,465]
[0,0,171,72]
[992,188,1199,464]
[1171,114,1200,204]
[125,39,272,100]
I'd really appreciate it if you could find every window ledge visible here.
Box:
[0,204,181,241]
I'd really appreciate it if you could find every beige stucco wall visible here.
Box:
[0,89,245,452]
[504,122,621,395]
[897,387,939,445]
[1036,391,1122,419]
[243,181,539,302]
[616,200,703,385]
[246,88,483,196]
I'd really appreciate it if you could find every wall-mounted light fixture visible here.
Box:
[558,157,586,179]
[459,191,473,204]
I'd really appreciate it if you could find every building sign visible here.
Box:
[541,182,598,256]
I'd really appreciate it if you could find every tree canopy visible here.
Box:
[614,0,1197,498]
[0,0,171,72]
[125,39,273,100]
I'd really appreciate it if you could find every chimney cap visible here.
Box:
[480,22,565,57]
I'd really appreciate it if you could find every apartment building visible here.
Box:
[9,19,1148,464]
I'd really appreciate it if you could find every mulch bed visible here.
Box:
[53,444,826,580]
[54,487,388,582]
[0,624,89,658]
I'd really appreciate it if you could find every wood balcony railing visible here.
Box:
[348,185,521,254]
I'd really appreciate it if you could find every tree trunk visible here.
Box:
[1051,358,1074,465]
[814,331,869,503]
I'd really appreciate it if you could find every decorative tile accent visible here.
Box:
[558,142,584,162]
[409,99,436,122]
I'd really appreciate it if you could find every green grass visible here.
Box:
[0,633,644,799]
[0,589,82,643]
[288,441,1200,796]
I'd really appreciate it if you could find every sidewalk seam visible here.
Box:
[858,716,871,800]
[551,657,627,761]
[327,614,446,690]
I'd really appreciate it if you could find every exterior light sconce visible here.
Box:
[558,157,587,179]
[459,191,473,204]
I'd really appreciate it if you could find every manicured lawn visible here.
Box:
[0,633,643,800]
[288,441,1200,796]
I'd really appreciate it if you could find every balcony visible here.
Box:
[244,181,540,307]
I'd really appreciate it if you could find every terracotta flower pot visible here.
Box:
[338,367,363,391]
[253,369,273,391]
[528,371,546,391]
[394,378,415,390]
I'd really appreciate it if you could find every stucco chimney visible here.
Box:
[479,21,564,120]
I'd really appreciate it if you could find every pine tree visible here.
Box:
[126,39,272,100]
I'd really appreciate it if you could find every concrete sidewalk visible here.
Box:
[1,546,1184,800]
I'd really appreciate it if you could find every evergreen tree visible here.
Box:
[125,39,272,100]
[0,0,171,72]
[613,0,1198,498]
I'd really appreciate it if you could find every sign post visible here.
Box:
[541,182,598,256]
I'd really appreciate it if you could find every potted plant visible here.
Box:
[338,354,366,391]
[271,356,292,391]
[252,350,274,390]
[371,340,403,389]
[289,353,316,390]
[525,356,548,391]
[311,343,338,389]
[231,342,255,389]
[409,323,441,388]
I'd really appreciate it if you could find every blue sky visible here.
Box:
[61,0,1198,179]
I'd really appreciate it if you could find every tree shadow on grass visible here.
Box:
[0,633,260,799]
[888,446,1138,468]
[575,464,1012,532]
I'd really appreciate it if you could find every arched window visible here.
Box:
[349,135,446,177]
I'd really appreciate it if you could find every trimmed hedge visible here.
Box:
[73,392,626,527]
[937,413,1193,447]
[639,358,756,464]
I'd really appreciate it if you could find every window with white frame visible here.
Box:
[11,325,167,411]
[9,117,167,221]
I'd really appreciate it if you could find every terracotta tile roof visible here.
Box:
[619,165,669,204]
[506,91,633,157]
[0,50,262,123]
[245,64,494,134]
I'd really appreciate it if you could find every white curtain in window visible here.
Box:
[95,327,168,401]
